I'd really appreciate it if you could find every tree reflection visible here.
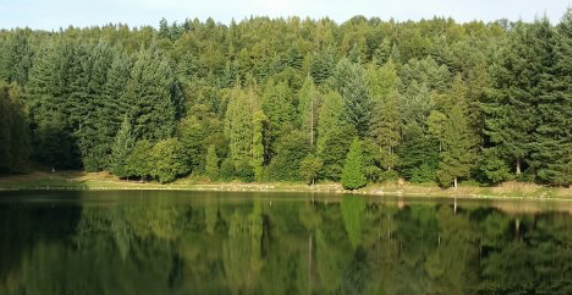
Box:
[1,191,572,294]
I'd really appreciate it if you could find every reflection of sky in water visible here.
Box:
[0,190,571,294]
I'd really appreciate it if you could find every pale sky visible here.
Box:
[1,0,571,30]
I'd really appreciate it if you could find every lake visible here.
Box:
[0,190,572,294]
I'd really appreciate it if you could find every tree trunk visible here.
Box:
[454,176,458,189]
[516,159,521,175]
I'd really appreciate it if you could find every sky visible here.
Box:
[0,0,571,30]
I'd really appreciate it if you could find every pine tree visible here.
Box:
[438,106,478,188]
[342,138,367,190]
[205,145,220,181]
[109,117,135,178]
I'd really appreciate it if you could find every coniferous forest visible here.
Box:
[1,11,572,187]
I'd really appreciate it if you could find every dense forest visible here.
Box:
[1,11,572,187]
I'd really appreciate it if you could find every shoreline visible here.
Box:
[0,171,571,201]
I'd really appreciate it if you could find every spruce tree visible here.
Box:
[330,58,371,137]
[438,106,478,188]
[367,60,402,170]
[109,117,135,179]
[342,138,367,190]
[122,46,177,142]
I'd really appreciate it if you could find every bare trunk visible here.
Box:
[516,159,521,175]
[454,176,458,189]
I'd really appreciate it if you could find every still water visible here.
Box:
[1,190,572,295]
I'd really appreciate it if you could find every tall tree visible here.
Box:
[109,116,135,179]
[122,45,177,142]
[484,20,553,177]
[438,106,478,188]
[342,138,367,190]
[298,75,319,147]
[330,58,371,136]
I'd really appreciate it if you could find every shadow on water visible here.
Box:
[0,190,571,294]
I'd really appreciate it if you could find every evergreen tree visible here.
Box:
[297,75,319,147]
[122,46,177,142]
[0,82,30,174]
[252,111,268,182]
[261,79,295,155]
[125,140,153,179]
[330,58,371,136]
[225,83,256,164]
[205,145,220,181]
[438,106,478,188]
[109,117,135,179]
[484,21,552,177]
[342,138,367,190]
[532,12,572,185]
[367,60,402,170]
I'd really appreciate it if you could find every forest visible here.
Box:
[0,11,571,188]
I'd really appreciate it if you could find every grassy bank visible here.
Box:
[1,171,572,200]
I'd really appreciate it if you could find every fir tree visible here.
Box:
[109,117,135,179]
[342,138,367,190]
[122,46,177,142]
[330,58,371,137]
[438,106,478,188]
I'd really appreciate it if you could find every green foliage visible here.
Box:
[219,157,236,182]
[235,159,255,183]
[0,82,30,174]
[109,117,135,178]
[342,138,367,190]
[126,140,153,179]
[150,138,190,183]
[438,106,478,188]
[330,58,371,137]
[3,14,572,186]
[398,123,440,183]
[205,145,220,181]
[300,154,323,185]
[266,130,311,181]
[252,111,268,182]
[478,147,512,185]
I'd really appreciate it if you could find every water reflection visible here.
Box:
[1,191,572,294]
